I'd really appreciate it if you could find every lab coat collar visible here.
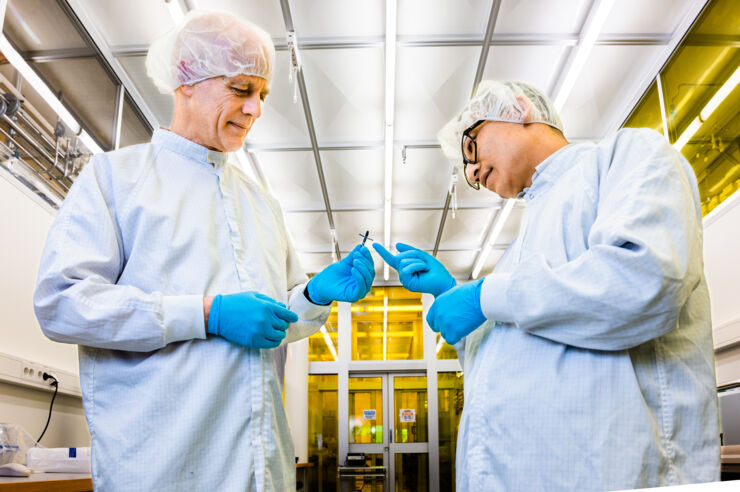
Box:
[521,142,580,201]
[152,128,230,168]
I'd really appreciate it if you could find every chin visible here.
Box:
[220,138,247,153]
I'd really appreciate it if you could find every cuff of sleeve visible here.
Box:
[480,273,515,323]
[162,295,207,344]
[291,284,332,320]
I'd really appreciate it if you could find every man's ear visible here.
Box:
[514,94,531,123]
[178,84,194,97]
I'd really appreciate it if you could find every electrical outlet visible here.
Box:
[0,352,81,397]
[20,362,52,385]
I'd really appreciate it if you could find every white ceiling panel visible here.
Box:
[391,209,443,250]
[290,0,384,38]
[559,45,665,139]
[440,208,497,248]
[601,0,695,35]
[395,46,478,141]
[323,150,384,208]
[298,252,335,275]
[258,151,324,209]
[482,45,569,95]
[301,48,384,142]
[118,55,173,126]
[193,0,286,38]
[247,51,311,145]
[495,0,589,34]
[435,250,477,279]
[393,148,450,206]
[76,0,174,46]
[398,0,491,37]
[283,211,332,248]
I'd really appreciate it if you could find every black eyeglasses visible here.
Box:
[461,120,486,190]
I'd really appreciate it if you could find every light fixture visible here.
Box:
[471,199,516,280]
[673,65,740,151]
[330,304,423,314]
[382,296,388,360]
[383,0,397,281]
[319,326,338,361]
[0,35,103,154]
[435,337,445,355]
[552,0,615,111]
[6,158,63,207]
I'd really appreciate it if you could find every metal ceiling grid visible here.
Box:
[27,0,711,282]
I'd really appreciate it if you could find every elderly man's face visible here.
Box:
[463,121,542,198]
[184,74,268,152]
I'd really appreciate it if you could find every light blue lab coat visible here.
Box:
[459,128,720,490]
[33,129,330,491]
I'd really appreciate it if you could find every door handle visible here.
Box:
[390,428,393,443]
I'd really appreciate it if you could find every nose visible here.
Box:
[242,94,262,119]
[466,161,481,185]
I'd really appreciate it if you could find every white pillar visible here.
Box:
[285,337,309,462]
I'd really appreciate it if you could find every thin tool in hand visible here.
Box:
[359,230,374,246]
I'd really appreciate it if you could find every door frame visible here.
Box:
[347,371,429,492]
[310,297,463,492]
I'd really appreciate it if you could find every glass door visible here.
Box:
[347,373,429,492]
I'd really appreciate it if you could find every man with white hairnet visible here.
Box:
[375,80,719,489]
[33,11,374,491]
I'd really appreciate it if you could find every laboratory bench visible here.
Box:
[0,473,92,491]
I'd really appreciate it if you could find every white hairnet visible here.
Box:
[437,80,564,161]
[146,10,275,94]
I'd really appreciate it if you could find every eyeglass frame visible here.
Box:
[460,119,487,190]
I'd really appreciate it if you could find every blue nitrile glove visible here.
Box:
[307,244,375,305]
[426,279,486,345]
[207,291,299,349]
[373,242,456,297]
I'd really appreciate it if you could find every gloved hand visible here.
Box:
[207,291,299,349]
[426,279,486,345]
[307,244,375,305]
[373,242,456,297]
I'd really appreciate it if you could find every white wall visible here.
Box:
[0,169,79,374]
[0,381,90,448]
[0,171,90,447]
[704,190,740,384]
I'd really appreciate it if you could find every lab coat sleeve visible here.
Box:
[33,156,205,352]
[276,204,331,344]
[479,131,703,351]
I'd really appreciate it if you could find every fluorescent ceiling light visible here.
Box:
[700,65,740,121]
[435,337,445,355]
[673,66,739,151]
[319,326,338,361]
[382,296,388,360]
[471,199,516,280]
[7,158,63,207]
[383,0,397,281]
[553,0,615,111]
[0,36,79,133]
[673,118,701,151]
[0,35,103,154]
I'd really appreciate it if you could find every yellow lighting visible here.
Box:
[673,65,740,151]
[330,304,423,314]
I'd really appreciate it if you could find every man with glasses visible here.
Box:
[374,80,719,490]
